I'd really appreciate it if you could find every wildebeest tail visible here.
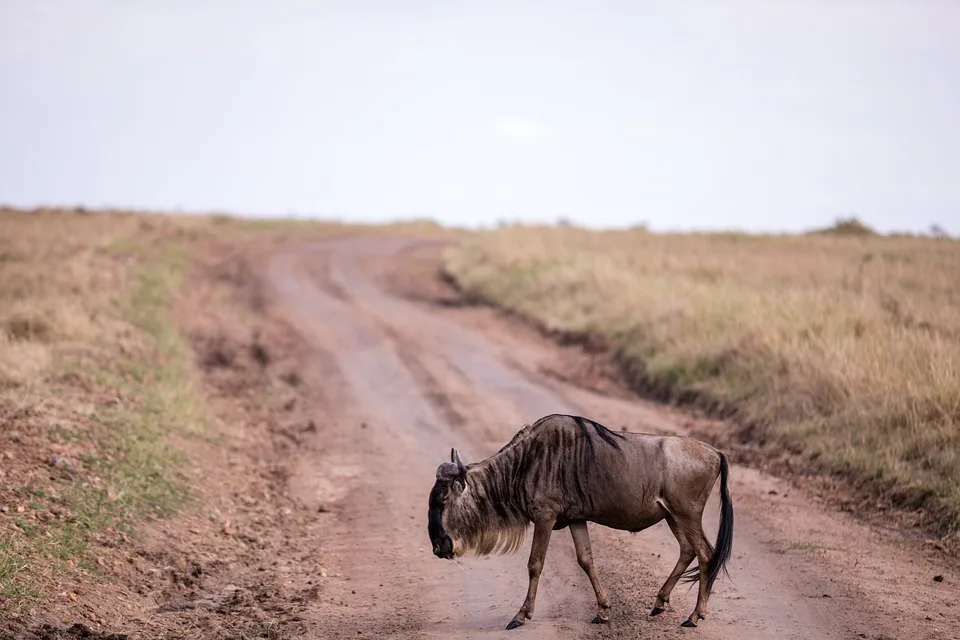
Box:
[681,452,734,593]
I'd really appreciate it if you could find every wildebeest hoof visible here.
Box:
[681,618,697,628]
[505,619,523,630]
[590,615,609,624]
[650,605,667,616]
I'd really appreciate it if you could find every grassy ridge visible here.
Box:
[443,225,960,536]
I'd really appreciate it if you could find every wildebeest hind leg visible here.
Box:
[651,516,695,617]
[568,521,610,623]
[680,525,712,628]
[506,519,555,630]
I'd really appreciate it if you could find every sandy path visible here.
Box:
[264,235,959,640]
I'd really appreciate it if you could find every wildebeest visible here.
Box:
[427,413,733,630]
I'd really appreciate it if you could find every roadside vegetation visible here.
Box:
[0,208,217,611]
[443,219,960,539]
[0,209,315,614]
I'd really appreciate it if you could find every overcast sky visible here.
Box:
[2,1,959,233]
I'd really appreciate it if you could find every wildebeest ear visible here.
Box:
[452,448,467,476]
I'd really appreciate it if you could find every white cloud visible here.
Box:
[489,117,554,144]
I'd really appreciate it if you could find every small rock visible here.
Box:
[821,593,831,598]
[16,505,24,513]
[303,420,317,432]
[933,574,944,582]
[47,455,74,468]
[0,506,8,513]
[768,490,779,496]
[317,504,330,513]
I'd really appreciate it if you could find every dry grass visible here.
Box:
[444,224,960,536]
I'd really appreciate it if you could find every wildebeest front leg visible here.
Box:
[569,521,611,624]
[506,520,554,630]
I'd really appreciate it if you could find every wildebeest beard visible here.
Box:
[444,471,530,557]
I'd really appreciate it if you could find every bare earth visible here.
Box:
[6,233,958,640]
[260,235,958,639]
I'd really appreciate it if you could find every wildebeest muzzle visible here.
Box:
[433,535,454,559]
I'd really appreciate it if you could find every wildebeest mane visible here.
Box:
[494,421,535,455]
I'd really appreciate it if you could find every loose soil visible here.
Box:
[6,234,959,639]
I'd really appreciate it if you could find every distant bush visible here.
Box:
[809,216,878,237]
[930,224,950,239]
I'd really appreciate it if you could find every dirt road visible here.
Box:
[263,235,958,639]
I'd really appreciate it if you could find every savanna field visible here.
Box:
[1,207,958,635]
[443,222,960,536]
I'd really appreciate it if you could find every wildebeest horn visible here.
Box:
[452,448,467,474]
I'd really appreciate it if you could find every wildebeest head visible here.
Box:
[428,447,468,559]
